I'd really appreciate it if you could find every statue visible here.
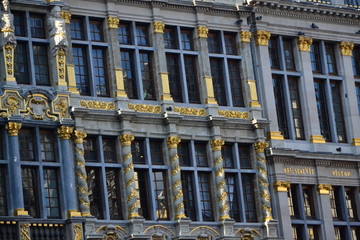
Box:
[0,0,16,47]
[48,6,68,56]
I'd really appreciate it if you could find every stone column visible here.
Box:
[273,181,292,239]
[73,130,91,217]
[120,134,140,219]
[6,122,27,216]
[317,184,335,240]
[210,139,230,221]
[254,30,283,141]
[166,136,186,220]
[297,36,325,144]
[337,41,360,148]
[58,126,80,218]
[196,26,217,106]
[254,141,272,222]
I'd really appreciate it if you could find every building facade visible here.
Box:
[0,0,359,240]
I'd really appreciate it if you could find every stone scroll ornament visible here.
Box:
[211,139,231,221]
[166,137,186,220]
[254,141,273,222]
[73,130,91,216]
[48,6,68,56]
[120,134,140,219]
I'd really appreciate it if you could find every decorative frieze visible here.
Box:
[153,21,165,33]
[108,16,120,29]
[339,41,354,56]
[297,36,313,52]
[197,26,209,38]
[254,30,270,46]
[240,31,251,43]
[218,110,250,119]
[80,100,115,110]
[174,107,206,116]
[128,103,161,113]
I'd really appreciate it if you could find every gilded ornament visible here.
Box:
[197,26,209,38]
[58,126,73,139]
[75,148,85,157]
[3,95,21,116]
[5,122,21,136]
[219,204,229,213]
[267,131,284,140]
[61,11,71,24]
[24,94,58,121]
[73,130,87,144]
[339,41,354,56]
[214,156,223,166]
[352,138,360,146]
[254,141,268,153]
[218,191,227,201]
[310,135,326,144]
[217,180,226,189]
[4,44,13,76]
[120,134,134,146]
[254,30,271,46]
[53,98,68,119]
[128,103,161,113]
[175,202,184,213]
[123,152,132,161]
[20,224,30,240]
[73,224,83,240]
[218,110,250,119]
[172,179,182,190]
[215,167,224,177]
[126,177,136,187]
[273,181,290,192]
[174,107,206,116]
[124,162,134,174]
[108,16,120,29]
[80,100,115,110]
[236,228,261,240]
[297,36,313,52]
[174,190,183,201]
[318,184,332,195]
[240,31,251,43]
[127,190,138,203]
[167,136,181,149]
[170,154,179,164]
[171,165,180,176]
[153,21,165,33]
[211,139,224,151]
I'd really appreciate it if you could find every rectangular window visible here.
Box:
[195,143,208,167]
[345,188,357,220]
[331,81,347,143]
[273,75,289,139]
[288,77,305,140]
[222,144,234,168]
[134,170,150,219]
[86,168,104,219]
[225,174,240,221]
[0,167,7,216]
[14,42,29,84]
[208,32,221,53]
[153,171,169,220]
[106,169,122,219]
[351,227,360,240]
[43,168,60,218]
[178,142,190,166]
[120,50,137,99]
[40,130,56,162]
[139,52,155,100]
[33,44,50,86]
[356,83,360,114]
[302,185,315,218]
[330,188,340,219]
[283,39,295,70]
[181,172,196,220]
[310,42,322,73]
[118,22,132,45]
[166,54,183,102]
[184,55,200,103]
[353,46,360,76]
[92,48,109,96]
[89,19,104,42]
[314,80,331,141]
[335,227,347,240]
[325,43,337,75]
[210,58,227,106]
[239,146,252,169]
[307,226,319,240]
[132,139,145,164]
[73,46,90,95]
[242,174,257,222]
[268,38,280,69]
[84,137,98,162]
[292,225,303,240]
[198,172,214,221]
[103,138,117,163]
[136,25,149,46]
[228,60,244,107]
[30,14,45,38]
[288,186,298,218]
[14,12,25,37]
[19,129,34,161]
[150,140,163,165]
[70,18,85,40]
[164,27,177,49]
[181,29,193,51]
[224,33,237,55]
[22,167,40,218]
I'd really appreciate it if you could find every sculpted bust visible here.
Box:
[0,0,16,47]
[48,6,68,56]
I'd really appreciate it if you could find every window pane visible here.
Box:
[242,174,257,222]
[86,168,104,219]
[224,33,237,55]
[44,169,60,218]
[92,48,109,96]
[84,137,98,162]
[198,172,214,221]
[210,58,227,106]
[283,39,295,70]
[353,46,360,76]
[164,27,177,49]
[330,187,341,220]
[118,22,132,44]
[181,172,196,220]
[335,227,347,240]
[302,185,315,218]
[184,55,200,103]
[225,174,240,221]
[239,145,251,169]
[307,226,319,240]
[310,42,322,73]
[106,169,122,219]
[166,54,183,102]
[181,29,193,51]
[288,77,305,140]
[345,188,358,220]
[14,12,25,37]
[292,225,303,240]
[178,142,190,166]
[314,80,331,141]
[208,32,221,53]
[150,140,163,165]
[268,38,280,69]
[103,138,117,163]
[90,20,104,42]
[228,59,244,107]
[195,143,208,167]
[132,139,145,164]
[30,14,45,38]
[73,46,90,95]
[222,144,234,168]
[14,42,29,84]
[153,171,169,220]
[325,43,337,75]
[22,167,40,218]
[331,81,347,143]
[273,75,289,139]
[134,170,150,219]
[136,25,149,46]
[70,18,85,40]
[19,129,34,161]
[356,83,360,114]
[121,50,138,99]
[140,52,155,100]
[33,44,50,85]
[0,166,7,216]
[40,130,56,162]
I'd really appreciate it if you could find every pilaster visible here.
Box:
[317,184,335,240]
[273,181,291,239]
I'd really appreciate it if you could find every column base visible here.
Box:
[310,135,326,144]
[14,208,29,216]
[267,131,284,140]
[67,210,82,218]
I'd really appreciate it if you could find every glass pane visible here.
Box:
[273,75,289,139]
[178,142,190,166]
[288,77,305,140]
[222,144,234,168]
[73,45,90,95]
[228,59,244,107]
[136,25,149,46]
[181,29,193,51]
[30,14,45,38]
[139,52,155,100]
[44,169,60,218]
[118,22,132,44]
[14,12,25,36]
[242,174,257,222]
[166,54,183,102]
[153,171,169,220]
[40,130,56,162]
[106,169,122,219]
[314,80,331,141]
[33,44,50,85]
[195,143,208,167]
[310,42,322,73]
[86,168,104,219]
[22,167,40,218]
[210,58,227,106]
[70,18,85,40]
[19,129,34,161]
[331,81,347,143]
[14,42,29,84]
[134,170,150,219]
[90,20,104,41]
[198,172,214,221]
[268,38,280,69]
[164,27,178,49]
[92,48,109,96]
[224,33,237,55]
[150,140,163,165]
[103,138,117,163]
[283,39,295,70]
[132,139,145,164]
[121,50,138,99]
[84,137,98,162]
[181,172,196,220]
[208,32,221,53]
[184,55,200,103]
[225,174,240,221]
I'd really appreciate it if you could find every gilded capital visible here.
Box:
[254,30,271,46]
[297,36,313,52]
[273,181,290,192]
[58,126,74,140]
[61,11,71,24]
[318,184,332,195]
[197,26,209,38]
[254,141,268,153]
[211,139,225,151]
[352,138,360,146]
[73,130,87,144]
[108,16,120,29]
[153,21,165,33]
[6,122,22,136]
[339,41,354,56]
[120,134,134,146]
[240,31,252,43]
[167,136,181,149]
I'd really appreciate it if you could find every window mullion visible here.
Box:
[100,165,110,220]
[38,165,46,219]
[324,79,338,143]
[283,76,296,139]
[179,53,189,104]
[222,57,233,107]
[320,41,329,75]
[135,50,144,100]
[237,171,246,222]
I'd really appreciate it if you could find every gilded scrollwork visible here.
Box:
[128,103,161,113]
[80,100,115,110]
[174,107,206,116]
[24,94,58,121]
[218,110,250,119]
[73,224,83,240]
[0,90,25,117]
